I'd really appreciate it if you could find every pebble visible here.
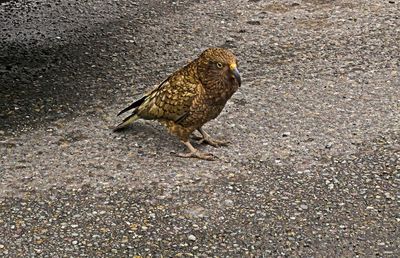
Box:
[188,235,196,241]
[325,142,333,149]
[259,153,269,162]
[224,199,234,206]
[300,204,308,210]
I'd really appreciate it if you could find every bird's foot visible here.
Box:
[176,150,217,161]
[178,140,218,160]
[195,128,230,147]
[192,135,230,147]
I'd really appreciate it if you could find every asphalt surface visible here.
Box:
[0,0,399,257]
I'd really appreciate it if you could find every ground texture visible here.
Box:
[0,0,399,257]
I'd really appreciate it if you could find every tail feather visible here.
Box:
[117,96,147,116]
[113,113,140,132]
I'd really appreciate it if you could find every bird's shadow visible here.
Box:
[113,122,173,145]
[112,122,177,154]
[112,121,207,153]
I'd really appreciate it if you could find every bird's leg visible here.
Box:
[194,128,230,147]
[177,140,217,161]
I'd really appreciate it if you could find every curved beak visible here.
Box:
[230,64,241,87]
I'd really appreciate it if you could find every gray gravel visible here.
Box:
[1,0,399,257]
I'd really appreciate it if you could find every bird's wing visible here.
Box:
[136,75,200,122]
[116,76,171,117]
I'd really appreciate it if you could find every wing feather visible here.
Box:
[136,76,199,122]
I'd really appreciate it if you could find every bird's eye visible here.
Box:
[216,62,223,68]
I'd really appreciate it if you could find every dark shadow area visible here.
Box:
[0,0,193,136]
[0,22,136,134]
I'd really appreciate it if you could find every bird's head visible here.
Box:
[197,48,241,88]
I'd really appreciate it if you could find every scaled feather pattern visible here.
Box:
[114,47,241,160]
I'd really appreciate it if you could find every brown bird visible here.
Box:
[114,47,241,160]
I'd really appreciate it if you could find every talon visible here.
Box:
[176,151,216,161]
[190,135,203,141]
[178,140,218,161]
[196,128,230,147]
[204,138,230,147]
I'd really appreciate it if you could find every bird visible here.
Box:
[114,47,241,160]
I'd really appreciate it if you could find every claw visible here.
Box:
[195,128,230,147]
[178,140,218,161]
[176,150,216,161]
[197,138,229,147]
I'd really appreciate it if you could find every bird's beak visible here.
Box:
[230,63,241,87]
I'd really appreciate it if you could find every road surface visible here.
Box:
[0,0,399,256]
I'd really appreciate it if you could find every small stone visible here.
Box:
[247,20,261,25]
[224,199,234,206]
[188,234,196,241]
[260,153,269,162]
[325,142,333,149]
[300,204,308,210]
[384,192,394,200]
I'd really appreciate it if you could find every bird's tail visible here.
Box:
[113,113,140,132]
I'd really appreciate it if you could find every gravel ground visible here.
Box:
[1,0,399,257]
